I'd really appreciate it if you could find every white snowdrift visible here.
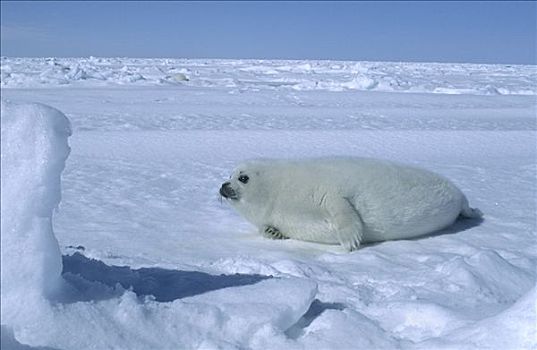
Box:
[13,278,316,349]
[0,100,317,349]
[416,287,537,350]
[1,100,71,321]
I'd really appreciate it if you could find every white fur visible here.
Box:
[223,157,481,251]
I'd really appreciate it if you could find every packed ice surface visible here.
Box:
[1,57,535,349]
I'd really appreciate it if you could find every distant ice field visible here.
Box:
[2,57,536,96]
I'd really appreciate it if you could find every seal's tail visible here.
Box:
[460,197,483,219]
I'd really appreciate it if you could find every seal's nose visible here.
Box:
[220,181,237,199]
[220,182,232,198]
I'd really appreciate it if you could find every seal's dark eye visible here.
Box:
[238,175,249,184]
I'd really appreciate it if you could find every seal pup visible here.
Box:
[220,157,482,251]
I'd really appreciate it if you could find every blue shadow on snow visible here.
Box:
[62,252,271,303]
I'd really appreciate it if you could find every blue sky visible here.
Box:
[1,1,535,64]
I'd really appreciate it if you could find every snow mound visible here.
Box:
[340,75,379,90]
[299,309,399,349]
[417,287,537,349]
[1,100,71,322]
[13,277,317,349]
[436,250,534,305]
[182,277,317,344]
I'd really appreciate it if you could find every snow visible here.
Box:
[1,57,535,349]
[0,101,71,318]
[429,286,537,350]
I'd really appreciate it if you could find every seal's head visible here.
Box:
[219,165,256,202]
[219,161,276,223]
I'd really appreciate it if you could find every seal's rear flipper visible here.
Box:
[460,198,483,219]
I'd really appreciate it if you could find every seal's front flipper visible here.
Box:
[262,225,289,240]
[326,196,364,251]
